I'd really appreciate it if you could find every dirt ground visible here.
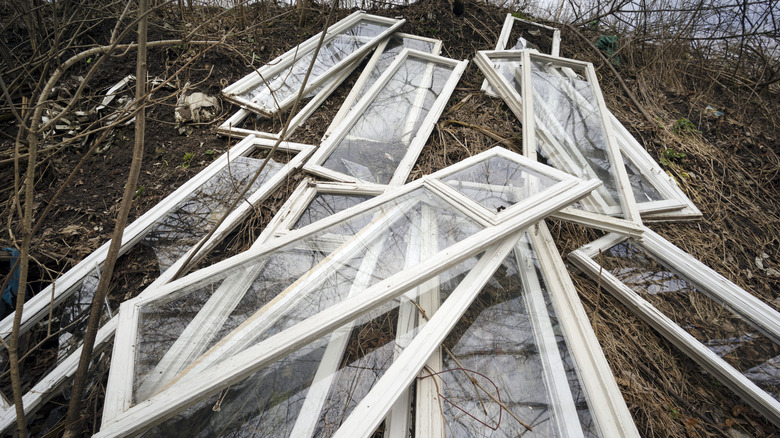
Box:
[1,0,779,436]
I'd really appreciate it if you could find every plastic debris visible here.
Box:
[705,105,724,117]
[596,35,620,66]
[175,92,220,125]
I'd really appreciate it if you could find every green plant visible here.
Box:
[179,152,194,168]
[134,185,144,198]
[660,148,687,166]
[672,118,700,135]
[205,149,215,158]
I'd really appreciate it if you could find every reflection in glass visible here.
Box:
[440,239,600,437]
[55,157,281,361]
[131,187,484,402]
[237,20,390,113]
[442,155,558,213]
[143,157,283,272]
[529,60,623,215]
[322,55,454,184]
[346,35,436,113]
[0,154,286,409]
[141,256,476,438]
[292,193,374,230]
[488,56,665,213]
[600,239,780,400]
[622,151,664,203]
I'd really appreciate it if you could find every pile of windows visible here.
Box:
[4,11,779,438]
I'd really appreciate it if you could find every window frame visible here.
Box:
[222,12,404,117]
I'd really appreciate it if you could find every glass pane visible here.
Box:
[292,193,374,230]
[142,157,283,273]
[347,35,436,112]
[442,155,558,213]
[488,56,667,211]
[236,19,390,112]
[131,187,484,401]
[322,55,455,184]
[440,238,600,437]
[140,256,480,438]
[600,239,780,400]
[529,60,625,216]
[60,157,282,355]
[621,151,665,203]
[0,155,286,402]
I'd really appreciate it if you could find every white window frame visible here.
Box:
[531,221,640,436]
[323,32,442,139]
[568,228,780,427]
[608,115,701,221]
[0,137,315,433]
[94,147,602,436]
[0,136,312,342]
[303,49,468,186]
[523,50,641,222]
[333,221,641,437]
[259,177,385,242]
[425,147,600,226]
[216,57,361,140]
[222,12,404,117]
[475,49,699,221]
[481,13,561,97]
[105,147,592,405]
[550,65,700,220]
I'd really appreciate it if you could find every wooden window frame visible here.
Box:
[303,49,468,186]
[95,147,601,436]
[0,137,314,433]
[222,12,404,117]
[568,229,780,427]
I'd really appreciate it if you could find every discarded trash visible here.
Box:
[705,105,724,117]
[96,75,135,112]
[596,35,620,66]
[756,253,780,277]
[175,92,220,125]
[509,36,539,51]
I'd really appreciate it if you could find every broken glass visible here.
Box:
[441,154,558,213]
[319,53,456,184]
[439,238,600,437]
[232,18,393,115]
[599,239,780,400]
[130,187,485,402]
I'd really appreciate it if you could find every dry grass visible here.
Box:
[5,0,780,434]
